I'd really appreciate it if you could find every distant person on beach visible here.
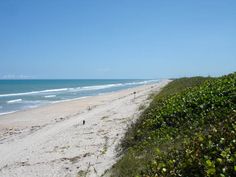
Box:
[83,120,85,125]
[133,91,136,99]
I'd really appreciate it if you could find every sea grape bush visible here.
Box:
[112,73,236,177]
[143,114,236,177]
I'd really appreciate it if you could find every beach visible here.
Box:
[0,80,170,177]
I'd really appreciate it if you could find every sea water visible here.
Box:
[0,79,158,115]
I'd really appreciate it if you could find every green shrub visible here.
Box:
[111,72,236,177]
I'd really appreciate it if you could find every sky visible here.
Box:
[0,0,236,79]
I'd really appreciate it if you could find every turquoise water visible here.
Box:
[0,79,158,115]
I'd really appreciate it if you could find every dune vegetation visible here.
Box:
[111,72,236,177]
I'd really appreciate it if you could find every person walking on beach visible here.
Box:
[133,91,136,99]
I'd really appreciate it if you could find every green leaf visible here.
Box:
[207,168,216,175]
[206,159,213,167]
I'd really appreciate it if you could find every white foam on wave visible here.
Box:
[123,80,158,86]
[22,105,40,109]
[44,95,56,98]
[7,99,23,104]
[7,99,49,106]
[0,80,159,98]
[68,80,158,92]
[52,96,88,104]
[0,88,68,98]
[69,83,123,92]
[21,100,48,104]
[0,111,17,116]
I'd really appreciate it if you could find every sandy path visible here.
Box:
[0,80,169,177]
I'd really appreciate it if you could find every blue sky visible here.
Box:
[0,0,235,79]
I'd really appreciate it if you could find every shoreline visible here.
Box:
[0,96,90,117]
[0,80,170,177]
[0,81,161,117]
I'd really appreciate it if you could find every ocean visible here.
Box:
[0,79,159,115]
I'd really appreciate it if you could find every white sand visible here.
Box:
[0,80,170,177]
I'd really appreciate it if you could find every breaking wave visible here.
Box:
[0,80,158,98]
